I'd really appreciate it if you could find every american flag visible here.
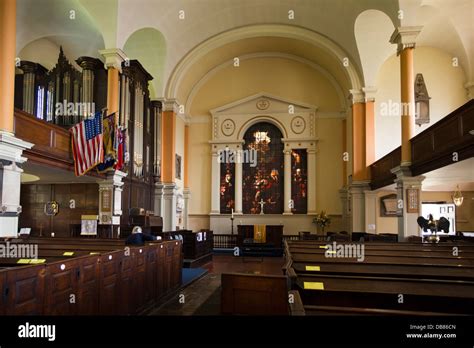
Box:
[70,111,104,176]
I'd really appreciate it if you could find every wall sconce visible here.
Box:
[452,185,464,207]
[415,73,431,126]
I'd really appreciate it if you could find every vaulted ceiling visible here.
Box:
[16,0,473,102]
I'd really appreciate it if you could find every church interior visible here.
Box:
[1,0,474,333]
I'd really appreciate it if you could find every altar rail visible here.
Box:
[213,234,237,249]
[369,99,474,190]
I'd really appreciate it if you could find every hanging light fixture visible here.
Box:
[452,185,464,207]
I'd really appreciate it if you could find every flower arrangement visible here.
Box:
[313,211,331,234]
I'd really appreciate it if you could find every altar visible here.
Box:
[237,225,283,256]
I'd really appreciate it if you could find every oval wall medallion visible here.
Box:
[291,116,306,134]
[221,119,236,136]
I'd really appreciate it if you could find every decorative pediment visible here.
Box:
[210,93,317,142]
[210,92,317,116]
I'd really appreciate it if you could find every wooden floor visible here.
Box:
[149,254,284,315]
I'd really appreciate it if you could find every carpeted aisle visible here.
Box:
[182,268,208,287]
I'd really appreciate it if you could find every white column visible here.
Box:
[97,170,127,226]
[183,187,191,229]
[163,183,177,231]
[283,149,292,215]
[210,150,220,214]
[234,151,243,214]
[154,179,164,218]
[348,181,370,233]
[307,149,317,214]
[364,190,378,234]
[391,166,424,241]
[0,133,34,237]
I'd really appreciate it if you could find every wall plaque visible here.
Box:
[406,188,419,213]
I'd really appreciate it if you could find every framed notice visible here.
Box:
[406,188,419,213]
[101,189,112,213]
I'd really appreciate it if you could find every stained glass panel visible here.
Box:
[242,122,284,214]
[291,149,308,214]
[220,150,235,213]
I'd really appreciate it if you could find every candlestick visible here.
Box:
[231,208,234,219]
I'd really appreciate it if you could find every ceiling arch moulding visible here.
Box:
[165,24,363,101]
[185,52,348,117]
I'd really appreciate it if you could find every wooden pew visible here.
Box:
[0,239,183,315]
[221,273,292,315]
[294,273,474,315]
[284,240,474,315]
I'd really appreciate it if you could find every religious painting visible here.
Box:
[220,149,235,214]
[291,149,307,214]
[175,154,181,180]
[242,122,284,214]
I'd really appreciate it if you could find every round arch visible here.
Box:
[237,115,288,140]
[165,24,363,100]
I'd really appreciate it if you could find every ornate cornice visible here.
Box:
[390,26,423,56]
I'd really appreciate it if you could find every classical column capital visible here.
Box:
[157,98,182,113]
[349,89,365,104]
[99,48,127,72]
[362,86,377,102]
[390,26,423,55]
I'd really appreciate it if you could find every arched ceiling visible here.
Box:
[16,0,105,61]
[173,35,353,108]
[15,0,473,100]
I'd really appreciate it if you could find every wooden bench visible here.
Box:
[221,273,303,315]
[284,240,474,315]
[0,239,183,315]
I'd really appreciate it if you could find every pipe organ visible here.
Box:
[14,51,161,228]
[15,47,106,126]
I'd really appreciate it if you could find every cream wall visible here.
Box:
[187,57,344,220]
[374,46,468,160]
[188,122,212,215]
[175,115,185,227]
[373,190,474,234]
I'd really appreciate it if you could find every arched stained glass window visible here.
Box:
[242,122,284,214]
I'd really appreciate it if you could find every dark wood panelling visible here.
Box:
[369,100,474,189]
[410,99,474,176]
[20,183,99,237]
[369,148,401,190]
[5,265,45,315]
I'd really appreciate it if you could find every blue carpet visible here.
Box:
[182,268,207,287]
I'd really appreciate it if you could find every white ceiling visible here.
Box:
[422,157,474,192]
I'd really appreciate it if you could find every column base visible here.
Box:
[162,183,177,231]
[0,132,34,237]
[283,212,293,216]
[348,181,371,233]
